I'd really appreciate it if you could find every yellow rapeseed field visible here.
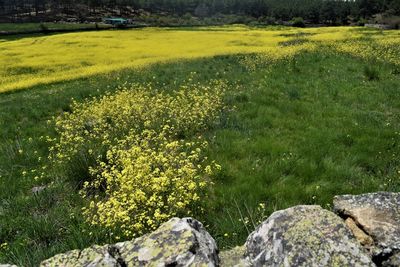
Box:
[3,25,398,93]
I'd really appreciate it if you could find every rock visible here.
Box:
[245,205,374,267]
[219,246,250,267]
[35,192,400,266]
[40,217,218,267]
[31,185,47,195]
[345,217,374,247]
[40,245,120,267]
[334,192,400,265]
[382,251,400,267]
[0,265,18,267]
[114,217,218,266]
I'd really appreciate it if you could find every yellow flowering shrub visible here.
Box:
[82,127,217,237]
[49,81,226,238]
[51,81,225,164]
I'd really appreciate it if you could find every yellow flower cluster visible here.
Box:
[332,36,400,66]
[305,27,400,66]
[82,128,215,237]
[238,41,317,71]
[50,81,226,238]
[51,81,225,164]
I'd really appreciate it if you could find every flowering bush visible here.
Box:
[52,82,225,160]
[83,128,219,237]
[48,80,226,238]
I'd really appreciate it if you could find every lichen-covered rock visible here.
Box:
[40,217,218,267]
[31,185,47,195]
[114,217,218,266]
[245,205,374,267]
[382,251,400,267]
[0,264,18,267]
[334,192,400,265]
[219,246,250,267]
[40,245,120,267]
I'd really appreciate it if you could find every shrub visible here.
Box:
[386,16,400,29]
[115,23,128,29]
[392,67,400,75]
[182,12,193,21]
[364,65,380,81]
[47,80,227,238]
[357,18,367,26]
[263,16,277,25]
[291,17,305,28]
[39,23,49,33]
[51,82,226,166]
[82,127,219,237]
[287,88,301,100]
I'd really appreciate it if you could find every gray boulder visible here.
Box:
[334,192,400,266]
[244,205,374,267]
[31,185,47,195]
[40,217,218,267]
[382,251,400,267]
[114,217,218,266]
[40,245,119,267]
[219,246,250,267]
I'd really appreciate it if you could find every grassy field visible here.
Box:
[0,26,400,265]
[3,25,400,93]
[0,22,111,33]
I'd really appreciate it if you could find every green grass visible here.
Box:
[1,51,400,265]
[0,23,111,33]
[204,52,400,246]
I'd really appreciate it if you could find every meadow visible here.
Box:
[0,26,400,266]
[4,26,400,93]
[0,23,111,33]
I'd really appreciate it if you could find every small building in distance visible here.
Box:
[103,18,129,26]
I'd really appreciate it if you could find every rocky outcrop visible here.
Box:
[244,205,374,266]
[2,191,399,267]
[40,217,218,267]
[334,192,400,266]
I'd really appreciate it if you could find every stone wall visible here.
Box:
[2,192,399,267]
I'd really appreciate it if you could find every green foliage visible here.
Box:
[0,23,111,33]
[385,16,400,29]
[364,65,380,81]
[291,17,305,28]
[39,23,49,32]
[3,0,399,26]
[357,18,368,26]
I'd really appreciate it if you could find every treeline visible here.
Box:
[1,0,400,24]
